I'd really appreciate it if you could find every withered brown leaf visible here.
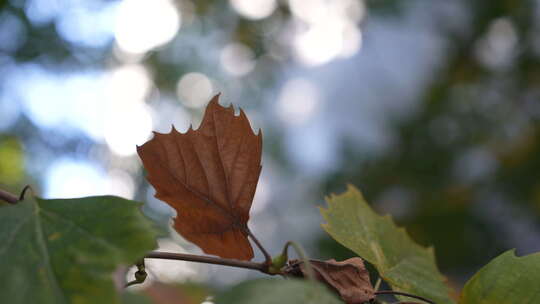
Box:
[137,94,261,260]
[284,257,375,304]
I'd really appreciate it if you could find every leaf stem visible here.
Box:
[125,260,147,287]
[145,251,271,274]
[246,228,272,265]
[374,277,382,291]
[18,185,32,201]
[0,188,19,204]
[282,241,315,280]
[375,290,435,304]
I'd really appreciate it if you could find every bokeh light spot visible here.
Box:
[106,64,152,102]
[104,104,153,156]
[220,43,256,77]
[115,0,180,54]
[288,0,365,66]
[229,0,277,20]
[45,159,107,199]
[176,72,213,108]
[277,78,319,125]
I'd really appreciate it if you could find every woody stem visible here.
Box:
[0,188,21,204]
[246,228,272,264]
[282,241,315,280]
[0,186,33,205]
[145,251,270,273]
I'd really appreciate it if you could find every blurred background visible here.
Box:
[1,0,539,295]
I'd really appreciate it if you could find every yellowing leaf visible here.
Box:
[320,185,455,304]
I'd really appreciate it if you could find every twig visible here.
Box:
[145,251,271,274]
[0,188,19,204]
[125,260,147,287]
[246,228,272,264]
[375,290,435,304]
[282,241,315,280]
[19,185,32,201]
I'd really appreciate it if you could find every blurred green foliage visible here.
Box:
[0,136,24,185]
[318,0,540,281]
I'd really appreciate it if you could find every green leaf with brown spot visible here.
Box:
[320,185,455,304]
[0,195,158,304]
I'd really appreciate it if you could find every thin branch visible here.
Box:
[19,185,32,201]
[0,188,18,204]
[125,260,147,287]
[145,251,271,274]
[375,290,435,304]
[282,241,315,280]
[246,228,272,264]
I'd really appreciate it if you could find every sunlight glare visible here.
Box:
[45,159,107,198]
[288,0,365,66]
[294,21,343,66]
[229,0,276,20]
[339,23,362,58]
[106,64,152,102]
[115,0,180,54]
[288,0,325,24]
[104,103,153,156]
[103,64,154,156]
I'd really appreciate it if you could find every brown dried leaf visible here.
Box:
[137,94,261,260]
[284,257,375,304]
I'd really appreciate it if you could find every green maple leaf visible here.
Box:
[0,195,158,304]
[460,250,540,303]
[215,278,342,304]
[320,185,455,304]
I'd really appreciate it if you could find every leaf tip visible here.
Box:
[208,93,222,107]
[151,130,165,137]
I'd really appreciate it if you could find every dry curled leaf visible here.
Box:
[137,94,261,260]
[284,257,375,304]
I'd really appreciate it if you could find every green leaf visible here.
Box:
[320,185,455,304]
[215,278,342,304]
[460,250,540,304]
[0,195,158,304]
